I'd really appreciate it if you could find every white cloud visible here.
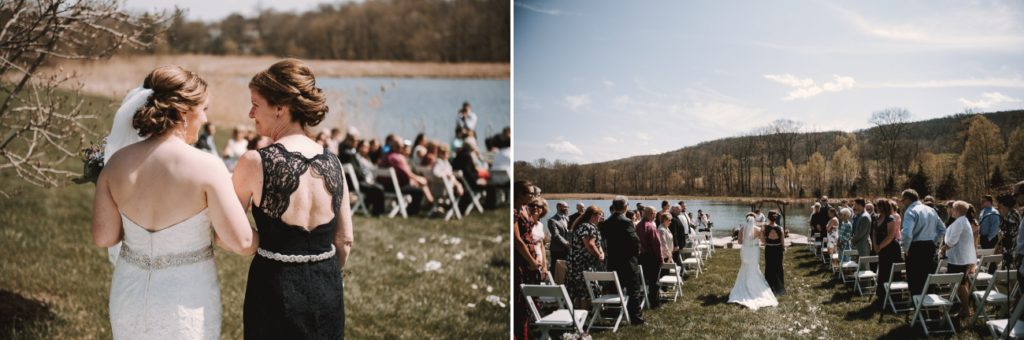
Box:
[565,94,590,111]
[763,74,856,100]
[862,77,1024,89]
[602,136,622,143]
[514,2,562,16]
[546,137,583,156]
[637,133,653,141]
[958,92,1022,109]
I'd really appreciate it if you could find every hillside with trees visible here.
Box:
[516,109,1024,201]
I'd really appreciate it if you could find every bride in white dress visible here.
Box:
[92,66,257,339]
[728,214,778,310]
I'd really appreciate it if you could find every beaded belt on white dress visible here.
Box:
[119,243,214,270]
[257,245,336,263]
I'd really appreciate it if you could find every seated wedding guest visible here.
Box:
[943,200,977,321]
[979,195,1001,249]
[377,136,432,215]
[547,202,571,275]
[222,126,249,171]
[314,130,330,149]
[566,205,605,309]
[657,212,675,263]
[327,127,344,155]
[873,198,904,305]
[347,140,386,216]
[636,206,662,309]
[336,127,359,164]
[453,140,498,208]
[193,122,217,157]
[410,133,428,166]
[996,193,1021,270]
[367,138,383,164]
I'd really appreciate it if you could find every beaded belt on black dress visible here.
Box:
[257,245,336,263]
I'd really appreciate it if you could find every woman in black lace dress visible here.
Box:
[762,211,785,296]
[233,59,354,339]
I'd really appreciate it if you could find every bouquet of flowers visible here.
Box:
[73,142,105,184]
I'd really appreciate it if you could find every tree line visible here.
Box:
[144,0,509,62]
[516,109,1024,203]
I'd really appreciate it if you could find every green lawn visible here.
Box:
[591,246,994,339]
[0,90,510,339]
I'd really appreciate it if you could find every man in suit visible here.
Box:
[811,196,831,244]
[851,198,872,257]
[599,196,645,325]
[669,205,687,265]
[568,202,585,227]
[547,202,571,276]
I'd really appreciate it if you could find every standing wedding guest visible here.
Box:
[996,193,1022,270]
[979,195,1001,249]
[763,211,786,295]
[456,101,477,132]
[513,181,541,340]
[528,197,549,283]
[233,59,353,339]
[636,206,663,309]
[194,122,218,157]
[222,127,249,171]
[825,208,839,263]
[754,209,767,226]
[837,208,854,264]
[566,205,605,308]
[944,201,977,321]
[600,196,644,325]
[568,202,585,227]
[547,202,571,275]
[873,198,904,305]
[658,213,676,263]
[899,189,946,296]
[810,202,821,240]
[851,198,873,258]
[669,205,688,264]
[812,197,832,246]
[660,200,670,216]
[1014,182,1024,276]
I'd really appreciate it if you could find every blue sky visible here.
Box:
[514,0,1024,164]
[123,0,348,21]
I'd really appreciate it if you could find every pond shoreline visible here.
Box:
[542,193,823,204]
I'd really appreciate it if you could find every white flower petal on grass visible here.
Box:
[467,303,476,308]
[396,251,405,260]
[493,235,503,243]
[486,295,506,308]
[418,237,426,244]
[486,286,493,293]
[453,251,465,260]
[449,237,462,245]
[471,284,479,290]
[411,256,417,261]
[424,260,442,272]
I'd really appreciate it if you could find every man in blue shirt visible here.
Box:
[979,195,1001,249]
[899,189,947,295]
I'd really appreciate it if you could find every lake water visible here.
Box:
[540,198,813,238]
[317,77,509,143]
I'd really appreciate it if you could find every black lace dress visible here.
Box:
[763,224,785,296]
[244,143,346,339]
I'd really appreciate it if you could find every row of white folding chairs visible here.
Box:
[342,164,487,220]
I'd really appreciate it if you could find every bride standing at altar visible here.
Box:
[728,213,778,310]
[92,66,258,339]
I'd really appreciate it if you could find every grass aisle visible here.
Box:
[603,246,990,339]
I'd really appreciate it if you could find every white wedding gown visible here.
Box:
[109,209,220,339]
[728,217,778,310]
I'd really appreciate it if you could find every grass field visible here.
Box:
[588,246,995,339]
[0,90,510,339]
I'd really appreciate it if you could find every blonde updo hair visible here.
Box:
[249,59,328,127]
[132,66,208,137]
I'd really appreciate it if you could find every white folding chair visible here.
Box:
[342,164,370,217]
[454,170,485,216]
[882,262,912,316]
[439,175,463,221]
[839,250,860,284]
[935,258,948,274]
[679,248,702,278]
[971,255,1003,293]
[583,271,630,332]
[658,262,683,302]
[374,167,410,218]
[636,266,650,310]
[971,269,1018,326]
[521,284,588,340]
[910,273,964,336]
[987,287,1024,339]
[977,248,996,257]
[853,256,878,296]
[694,233,712,262]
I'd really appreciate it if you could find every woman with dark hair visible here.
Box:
[872,198,904,305]
[566,205,606,308]
[995,193,1021,270]
[233,59,353,339]
[763,211,786,295]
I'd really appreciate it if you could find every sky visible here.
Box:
[122,0,353,22]
[514,0,1024,164]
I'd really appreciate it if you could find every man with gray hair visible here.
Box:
[568,202,585,227]
[547,201,571,275]
[899,189,947,295]
[600,195,644,324]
